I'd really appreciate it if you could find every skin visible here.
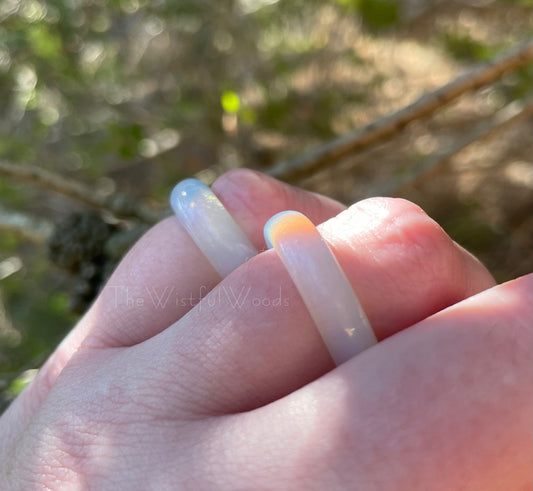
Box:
[0,169,530,490]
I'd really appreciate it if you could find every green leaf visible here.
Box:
[221,90,240,113]
[442,33,497,62]
[334,0,400,29]
[26,24,62,62]
[6,369,38,398]
[358,0,399,29]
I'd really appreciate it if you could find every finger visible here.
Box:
[142,197,496,416]
[2,170,345,446]
[214,274,532,490]
[67,170,345,353]
[211,169,346,250]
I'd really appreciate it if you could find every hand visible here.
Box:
[1,170,530,490]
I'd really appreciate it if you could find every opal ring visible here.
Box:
[170,179,257,278]
[264,211,377,365]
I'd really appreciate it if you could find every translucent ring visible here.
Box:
[170,179,257,278]
[264,211,377,365]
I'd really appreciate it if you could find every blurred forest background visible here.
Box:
[0,0,531,411]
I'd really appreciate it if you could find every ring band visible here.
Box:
[170,179,257,278]
[264,211,377,365]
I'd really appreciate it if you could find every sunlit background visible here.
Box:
[0,0,531,410]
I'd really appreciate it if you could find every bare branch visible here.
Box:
[268,40,533,181]
[373,98,533,196]
[0,162,162,223]
[0,205,54,243]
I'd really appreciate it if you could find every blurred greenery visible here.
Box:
[441,32,499,62]
[0,0,532,409]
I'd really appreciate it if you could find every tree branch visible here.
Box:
[0,162,162,223]
[373,98,533,196]
[0,205,54,243]
[268,40,533,181]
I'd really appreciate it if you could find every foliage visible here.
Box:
[335,0,399,28]
[442,32,499,62]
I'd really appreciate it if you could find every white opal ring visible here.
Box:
[264,211,377,365]
[170,179,257,278]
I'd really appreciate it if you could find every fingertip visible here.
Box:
[212,168,276,205]
[212,169,346,249]
[212,169,285,249]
